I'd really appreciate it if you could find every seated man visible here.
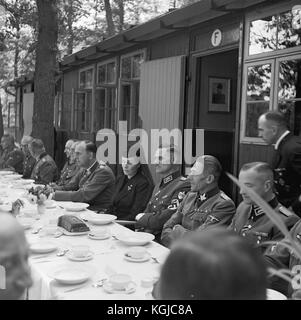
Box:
[52,140,80,189]
[161,155,235,248]
[0,134,24,174]
[135,145,190,241]
[29,139,59,184]
[20,136,36,179]
[53,141,115,212]
[156,228,267,300]
[0,213,33,300]
[108,154,154,221]
[230,162,299,253]
[265,219,301,298]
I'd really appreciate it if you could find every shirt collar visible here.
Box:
[197,187,220,205]
[251,197,278,220]
[274,130,290,150]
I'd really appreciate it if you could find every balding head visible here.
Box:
[0,213,32,300]
[21,136,33,146]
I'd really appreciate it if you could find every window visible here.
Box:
[79,67,94,89]
[74,91,92,132]
[95,60,117,131]
[120,51,145,130]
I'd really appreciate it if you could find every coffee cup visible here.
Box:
[127,246,147,259]
[109,273,132,290]
[90,227,109,238]
[71,245,90,258]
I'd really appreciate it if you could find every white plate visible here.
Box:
[61,228,90,236]
[44,200,56,209]
[30,241,57,254]
[116,232,155,246]
[266,289,287,300]
[0,170,14,175]
[6,174,23,180]
[20,179,35,184]
[52,266,91,285]
[80,212,117,225]
[88,232,111,240]
[66,251,94,262]
[124,252,151,263]
[61,202,89,212]
[103,280,137,294]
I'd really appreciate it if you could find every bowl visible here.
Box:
[62,202,89,212]
[126,246,147,259]
[116,232,155,246]
[109,274,132,291]
[86,213,117,225]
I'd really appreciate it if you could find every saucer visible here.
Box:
[103,280,137,294]
[124,252,151,263]
[66,251,94,261]
[88,232,111,240]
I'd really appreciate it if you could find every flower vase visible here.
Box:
[37,203,46,215]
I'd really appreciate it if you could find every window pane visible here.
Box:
[133,54,144,78]
[86,69,93,87]
[245,102,269,137]
[95,89,106,130]
[247,64,272,101]
[249,15,277,55]
[122,57,131,79]
[107,62,116,83]
[278,11,301,50]
[79,72,86,89]
[98,65,106,84]
[279,59,301,100]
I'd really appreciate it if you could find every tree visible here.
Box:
[32,0,58,155]
[104,0,115,36]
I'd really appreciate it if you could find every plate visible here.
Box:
[61,202,89,212]
[44,200,56,209]
[103,280,137,294]
[66,251,94,262]
[0,170,14,175]
[88,232,111,240]
[124,252,151,263]
[6,174,23,180]
[30,241,57,254]
[115,232,155,246]
[266,289,287,300]
[52,266,91,285]
[61,228,90,236]
[81,212,117,225]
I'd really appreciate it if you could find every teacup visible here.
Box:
[109,273,132,291]
[42,225,58,236]
[127,246,147,259]
[91,227,109,238]
[71,245,90,258]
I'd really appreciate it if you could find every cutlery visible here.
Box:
[56,249,69,256]
[31,226,42,234]
[92,278,107,288]
[151,256,160,264]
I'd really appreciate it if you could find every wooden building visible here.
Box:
[8,0,301,199]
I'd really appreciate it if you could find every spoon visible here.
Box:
[56,249,69,256]
[31,226,42,234]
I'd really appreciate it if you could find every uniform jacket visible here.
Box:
[108,169,154,221]
[161,188,236,247]
[272,133,301,210]
[265,219,301,297]
[135,170,191,240]
[0,146,24,174]
[230,197,299,253]
[22,153,36,179]
[54,161,115,212]
[57,162,80,187]
[30,152,58,184]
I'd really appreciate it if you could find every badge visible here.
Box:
[128,184,133,191]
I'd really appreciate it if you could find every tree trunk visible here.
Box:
[104,0,115,36]
[66,0,74,55]
[116,0,124,32]
[14,25,20,78]
[32,0,58,156]
[0,97,4,142]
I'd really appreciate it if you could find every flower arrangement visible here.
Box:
[27,185,53,206]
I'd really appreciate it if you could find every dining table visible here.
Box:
[0,173,169,300]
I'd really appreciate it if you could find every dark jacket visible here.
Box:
[0,146,24,174]
[22,153,36,179]
[57,161,80,187]
[30,152,58,184]
[109,168,154,221]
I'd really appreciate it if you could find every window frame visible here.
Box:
[96,58,118,86]
[78,66,95,90]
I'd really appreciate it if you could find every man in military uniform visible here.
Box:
[230,162,299,253]
[161,155,236,248]
[53,141,115,212]
[258,111,301,216]
[29,139,58,184]
[265,219,301,298]
[0,134,24,174]
[135,146,190,241]
[20,135,36,179]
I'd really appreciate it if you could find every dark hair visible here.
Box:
[30,139,45,152]
[199,155,222,181]
[240,162,274,182]
[263,111,288,129]
[83,140,97,155]
[159,228,267,300]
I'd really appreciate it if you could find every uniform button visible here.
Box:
[153,206,156,209]
[242,233,245,237]
[156,198,158,200]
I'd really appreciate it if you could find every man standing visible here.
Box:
[0,134,24,174]
[161,155,235,248]
[20,136,36,179]
[0,213,33,300]
[258,111,301,216]
[53,141,115,212]
[29,139,58,184]
[135,146,190,241]
[230,162,299,253]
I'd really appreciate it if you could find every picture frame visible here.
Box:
[208,77,231,112]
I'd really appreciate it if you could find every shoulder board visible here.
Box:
[180,176,187,181]
[98,160,106,166]
[220,192,231,201]
[279,206,293,217]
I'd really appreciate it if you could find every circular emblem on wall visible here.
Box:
[211,29,222,47]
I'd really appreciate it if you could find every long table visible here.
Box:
[0,177,169,300]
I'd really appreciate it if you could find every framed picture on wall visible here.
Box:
[208,77,231,112]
